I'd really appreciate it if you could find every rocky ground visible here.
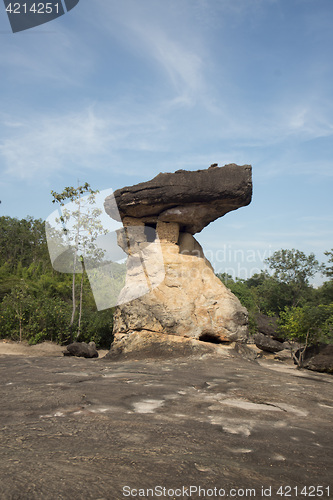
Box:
[0,341,332,499]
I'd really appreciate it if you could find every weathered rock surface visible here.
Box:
[254,333,285,353]
[106,332,258,361]
[105,331,231,360]
[62,341,98,358]
[1,354,332,498]
[104,164,252,234]
[255,314,284,342]
[105,164,252,350]
[274,348,293,362]
[112,236,248,344]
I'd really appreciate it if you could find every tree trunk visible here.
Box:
[70,270,76,332]
[296,329,310,369]
[70,213,80,336]
[77,260,85,340]
[19,305,22,343]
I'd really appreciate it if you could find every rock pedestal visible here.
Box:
[104,164,252,354]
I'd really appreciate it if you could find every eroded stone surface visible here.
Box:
[0,354,332,498]
[254,333,285,353]
[106,164,252,348]
[105,331,237,360]
[104,164,252,234]
[111,237,248,344]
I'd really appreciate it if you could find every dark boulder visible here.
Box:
[254,333,285,353]
[294,343,321,363]
[255,314,284,342]
[63,341,98,358]
[294,344,333,373]
[104,164,252,234]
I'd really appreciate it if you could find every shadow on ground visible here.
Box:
[0,351,332,499]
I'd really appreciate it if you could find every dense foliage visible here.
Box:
[0,215,114,347]
[50,183,108,339]
[218,248,333,346]
[0,215,332,350]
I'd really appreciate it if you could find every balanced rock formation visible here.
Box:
[105,163,252,234]
[104,164,252,354]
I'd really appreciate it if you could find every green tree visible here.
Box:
[244,271,293,316]
[265,249,321,306]
[1,282,30,342]
[51,183,107,339]
[217,274,257,334]
[0,213,113,347]
[279,304,333,367]
[0,216,49,270]
[323,249,333,280]
[315,280,333,306]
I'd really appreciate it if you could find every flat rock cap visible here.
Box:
[104,163,252,234]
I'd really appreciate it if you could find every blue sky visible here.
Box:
[0,0,332,283]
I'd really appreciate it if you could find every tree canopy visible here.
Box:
[264,248,322,306]
[50,183,108,339]
[0,214,113,347]
[0,211,332,352]
[323,249,333,280]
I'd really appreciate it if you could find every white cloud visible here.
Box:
[1,0,332,191]
[0,103,170,180]
[0,24,93,87]
[279,97,333,141]
[91,0,210,106]
[129,24,205,105]
[0,108,107,179]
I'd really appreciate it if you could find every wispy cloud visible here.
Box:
[92,0,210,106]
[0,24,94,88]
[0,102,169,180]
[0,108,105,178]
[129,24,205,105]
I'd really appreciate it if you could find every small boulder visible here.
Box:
[255,314,284,342]
[63,341,98,358]
[254,333,285,353]
[274,349,293,362]
[296,344,333,373]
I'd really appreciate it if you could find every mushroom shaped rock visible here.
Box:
[104,164,252,353]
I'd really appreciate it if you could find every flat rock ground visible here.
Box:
[0,343,332,500]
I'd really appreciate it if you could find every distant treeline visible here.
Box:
[218,247,333,347]
[0,216,332,348]
[0,216,113,347]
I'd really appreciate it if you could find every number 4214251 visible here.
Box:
[276,485,330,497]
[6,3,60,14]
